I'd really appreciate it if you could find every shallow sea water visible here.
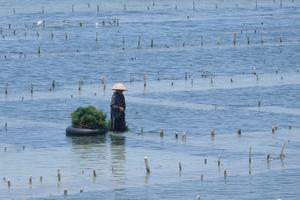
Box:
[0,0,300,199]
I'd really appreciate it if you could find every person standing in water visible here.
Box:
[110,83,127,132]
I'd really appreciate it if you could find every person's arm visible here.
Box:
[123,98,126,111]
[120,94,126,111]
[110,93,119,110]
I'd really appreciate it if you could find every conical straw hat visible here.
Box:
[112,83,127,91]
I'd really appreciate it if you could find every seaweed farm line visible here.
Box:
[1,0,300,199]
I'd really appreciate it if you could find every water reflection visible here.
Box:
[110,133,127,184]
[69,135,106,146]
[69,135,107,162]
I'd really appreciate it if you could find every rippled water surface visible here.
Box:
[0,0,300,199]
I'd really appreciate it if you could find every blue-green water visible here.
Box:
[0,0,300,199]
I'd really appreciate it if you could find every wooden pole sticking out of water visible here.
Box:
[249,146,252,164]
[40,176,43,182]
[249,163,252,175]
[237,128,241,136]
[175,132,178,139]
[201,36,203,46]
[7,179,11,188]
[233,33,237,46]
[57,169,61,182]
[272,126,275,133]
[211,129,216,137]
[30,84,33,95]
[224,170,227,179]
[97,5,100,13]
[182,130,187,141]
[64,190,68,196]
[93,169,97,177]
[144,157,151,173]
[204,158,207,165]
[201,174,204,181]
[29,176,32,185]
[267,153,271,163]
[179,162,182,172]
[72,4,74,13]
[160,128,164,137]
[151,39,154,48]
[280,143,286,160]
[144,74,147,88]
[138,36,141,48]
[195,194,201,200]
[218,157,221,167]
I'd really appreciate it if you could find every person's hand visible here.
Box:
[119,107,124,112]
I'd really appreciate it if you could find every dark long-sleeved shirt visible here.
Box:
[110,92,126,113]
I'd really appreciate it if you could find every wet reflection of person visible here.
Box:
[110,83,127,132]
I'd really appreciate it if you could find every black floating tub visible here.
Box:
[66,126,108,137]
